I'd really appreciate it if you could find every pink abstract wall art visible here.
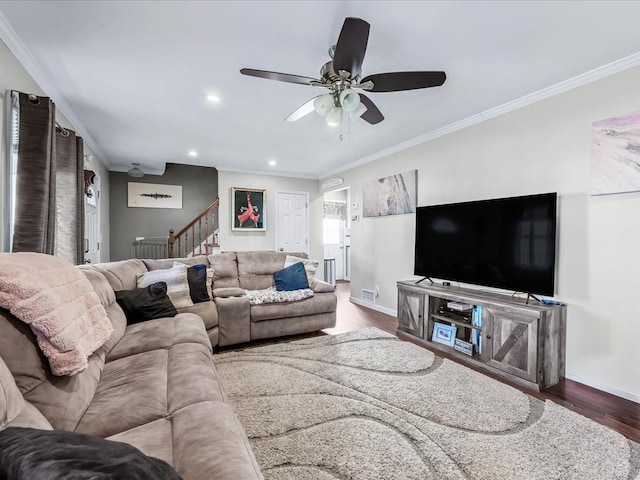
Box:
[591,110,640,195]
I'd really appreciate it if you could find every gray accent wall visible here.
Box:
[109,163,218,261]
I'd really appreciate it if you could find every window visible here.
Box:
[323,218,341,244]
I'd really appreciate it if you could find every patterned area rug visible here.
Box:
[214,328,640,480]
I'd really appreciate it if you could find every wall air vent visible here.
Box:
[362,289,376,303]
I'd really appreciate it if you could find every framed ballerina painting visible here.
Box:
[232,187,266,231]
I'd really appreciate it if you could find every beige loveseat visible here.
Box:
[0,256,263,479]
[208,251,337,346]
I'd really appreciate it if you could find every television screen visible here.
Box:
[414,193,557,295]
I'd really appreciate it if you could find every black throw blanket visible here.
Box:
[0,427,182,480]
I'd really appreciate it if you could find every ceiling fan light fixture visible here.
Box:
[314,94,334,117]
[127,162,144,178]
[349,102,368,121]
[326,106,342,127]
[339,89,360,112]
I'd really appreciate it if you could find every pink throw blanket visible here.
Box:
[0,252,113,376]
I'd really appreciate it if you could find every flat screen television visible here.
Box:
[414,193,557,296]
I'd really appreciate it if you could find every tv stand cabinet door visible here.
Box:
[484,307,538,385]
[397,288,425,339]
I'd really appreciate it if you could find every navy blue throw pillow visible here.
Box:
[273,262,309,291]
[115,281,178,324]
[186,264,210,303]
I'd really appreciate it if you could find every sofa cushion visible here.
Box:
[137,264,193,309]
[108,401,263,480]
[115,282,178,324]
[106,314,211,362]
[310,279,337,294]
[0,356,51,430]
[0,427,181,480]
[143,255,209,271]
[236,251,307,290]
[5,402,52,430]
[175,302,218,330]
[88,259,148,291]
[0,308,107,431]
[0,354,24,429]
[213,287,246,298]
[78,268,128,353]
[208,253,239,288]
[78,317,224,439]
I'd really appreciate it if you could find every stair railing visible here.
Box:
[168,198,219,258]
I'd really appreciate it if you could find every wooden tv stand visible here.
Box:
[396,280,566,391]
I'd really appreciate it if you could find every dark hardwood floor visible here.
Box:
[325,281,640,444]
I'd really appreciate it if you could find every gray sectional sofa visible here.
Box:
[85,251,337,348]
[0,250,337,479]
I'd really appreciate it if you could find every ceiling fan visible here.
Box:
[240,17,446,127]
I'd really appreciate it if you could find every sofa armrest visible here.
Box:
[215,295,251,347]
[213,287,246,298]
[310,279,336,293]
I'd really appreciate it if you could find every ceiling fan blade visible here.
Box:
[361,71,446,92]
[240,68,317,86]
[332,17,370,78]
[284,97,318,122]
[358,94,384,125]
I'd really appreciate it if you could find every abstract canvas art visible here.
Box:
[363,170,417,217]
[591,110,640,195]
[127,182,182,209]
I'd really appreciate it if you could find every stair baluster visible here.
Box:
[168,198,219,258]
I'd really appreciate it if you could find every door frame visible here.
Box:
[276,190,310,254]
[84,171,101,264]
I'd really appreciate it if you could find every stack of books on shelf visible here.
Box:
[470,306,483,354]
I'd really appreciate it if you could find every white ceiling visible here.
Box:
[2,1,640,179]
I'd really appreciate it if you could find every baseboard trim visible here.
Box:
[565,373,640,404]
[349,297,397,317]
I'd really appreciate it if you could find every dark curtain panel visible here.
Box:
[53,128,84,265]
[11,91,85,265]
[12,92,56,255]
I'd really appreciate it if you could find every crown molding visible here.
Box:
[322,51,640,180]
[0,11,112,168]
[215,164,318,180]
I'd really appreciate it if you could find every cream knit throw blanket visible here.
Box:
[0,252,112,376]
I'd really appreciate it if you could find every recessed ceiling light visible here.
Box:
[207,95,220,103]
[188,150,198,157]
[268,160,277,167]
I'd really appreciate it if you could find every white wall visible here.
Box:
[0,39,110,260]
[322,65,640,402]
[217,170,325,280]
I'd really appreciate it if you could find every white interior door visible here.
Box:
[277,192,308,253]
[84,175,100,264]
